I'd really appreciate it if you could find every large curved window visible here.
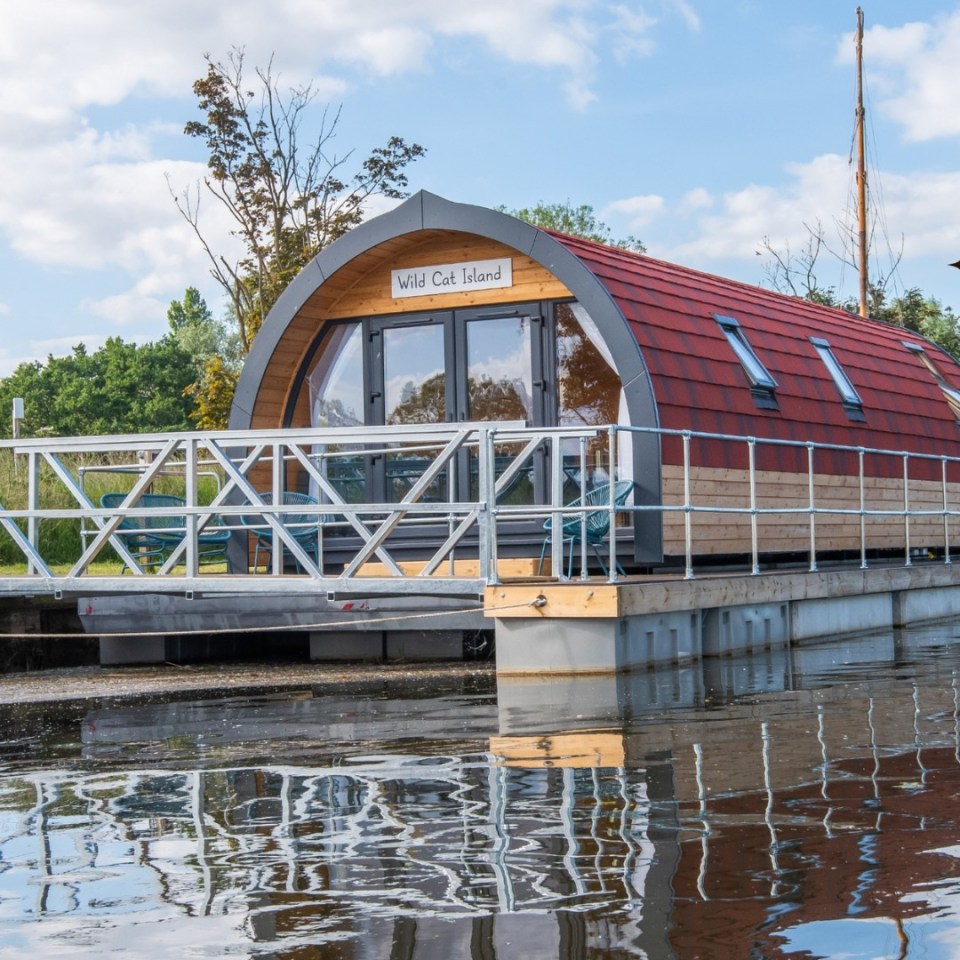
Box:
[307,323,363,428]
[304,301,627,503]
[556,303,620,429]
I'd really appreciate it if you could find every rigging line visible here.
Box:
[861,61,903,299]
[0,597,544,641]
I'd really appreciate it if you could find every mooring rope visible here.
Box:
[0,595,548,641]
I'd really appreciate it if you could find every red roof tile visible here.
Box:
[551,232,960,478]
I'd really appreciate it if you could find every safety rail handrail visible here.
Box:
[617,424,960,580]
[3,420,960,595]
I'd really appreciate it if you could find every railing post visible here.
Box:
[607,425,618,583]
[807,443,817,573]
[478,427,498,585]
[683,432,693,580]
[185,437,198,578]
[551,434,566,580]
[27,450,39,576]
[749,438,759,576]
[903,452,911,567]
[859,448,868,569]
[272,443,285,575]
[579,434,588,581]
[944,457,952,565]
[447,428,458,577]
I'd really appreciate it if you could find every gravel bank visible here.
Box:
[0,660,496,705]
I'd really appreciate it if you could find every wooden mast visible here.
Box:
[855,6,869,317]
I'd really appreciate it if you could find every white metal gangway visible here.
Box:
[4,419,960,602]
[0,421,621,600]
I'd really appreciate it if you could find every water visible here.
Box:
[4,626,960,958]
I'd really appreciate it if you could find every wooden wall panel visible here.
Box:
[322,234,570,319]
[250,231,571,430]
[661,465,960,557]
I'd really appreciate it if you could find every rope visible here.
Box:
[0,596,547,641]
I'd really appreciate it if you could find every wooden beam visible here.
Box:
[485,582,620,619]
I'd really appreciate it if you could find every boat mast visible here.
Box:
[855,6,869,317]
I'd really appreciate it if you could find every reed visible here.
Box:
[0,449,224,568]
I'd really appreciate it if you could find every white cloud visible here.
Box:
[665,154,854,263]
[679,187,713,212]
[836,11,960,141]
[654,154,960,299]
[669,0,701,32]
[0,0,684,352]
[603,194,665,229]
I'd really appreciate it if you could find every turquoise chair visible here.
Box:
[243,491,325,572]
[538,480,635,577]
[101,493,231,571]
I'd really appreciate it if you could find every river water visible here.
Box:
[3,624,960,958]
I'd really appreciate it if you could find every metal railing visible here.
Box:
[620,424,960,580]
[0,421,609,597]
[2,420,960,597]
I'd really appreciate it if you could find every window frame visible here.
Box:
[714,314,778,408]
[904,341,960,420]
[810,336,864,420]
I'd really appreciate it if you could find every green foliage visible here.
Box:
[167,285,212,333]
[185,354,241,430]
[0,450,106,566]
[175,50,426,353]
[498,201,646,253]
[168,287,243,425]
[0,337,196,439]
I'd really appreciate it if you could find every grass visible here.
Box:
[0,449,227,569]
[0,560,231,577]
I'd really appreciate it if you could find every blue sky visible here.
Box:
[2,1,960,377]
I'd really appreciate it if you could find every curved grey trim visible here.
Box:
[229,190,662,560]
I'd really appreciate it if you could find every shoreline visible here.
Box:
[0,660,496,706]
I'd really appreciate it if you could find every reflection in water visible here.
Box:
[3,626,960,956]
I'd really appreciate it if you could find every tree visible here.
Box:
[184,354,240,431]
[173,50,426,353]
[167,287,242,428]
[758,224,960,357]
[498,201,645,253]
[758,220,903,314]
[0,338,196,438]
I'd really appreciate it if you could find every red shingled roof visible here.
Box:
[551,232,960,479]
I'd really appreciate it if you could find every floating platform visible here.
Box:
[74,560,960,674]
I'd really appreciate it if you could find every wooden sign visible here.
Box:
[391,257,513,298]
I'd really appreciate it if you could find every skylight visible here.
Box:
[810,337,863,416]
[904,342,960,419]
[714,314,778,407]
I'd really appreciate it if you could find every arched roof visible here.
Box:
[553,231,960,470]
[230,191,656,436]
[230,189,960,484]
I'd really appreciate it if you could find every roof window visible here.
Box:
[810,337,864,420]
[714,314,778,408]
[904,341,960,419]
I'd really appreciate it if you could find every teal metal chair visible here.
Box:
[243,491,325,572]
[538,479,635,578]
[100,492,232,571]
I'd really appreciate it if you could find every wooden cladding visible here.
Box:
[661,464,960,557]
[320,234,570,319]
[250,230,571,430]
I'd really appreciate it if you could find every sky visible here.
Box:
[2,0,960,378]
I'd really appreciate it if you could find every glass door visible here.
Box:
[456,307,544,504]
[368,315,452,502]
